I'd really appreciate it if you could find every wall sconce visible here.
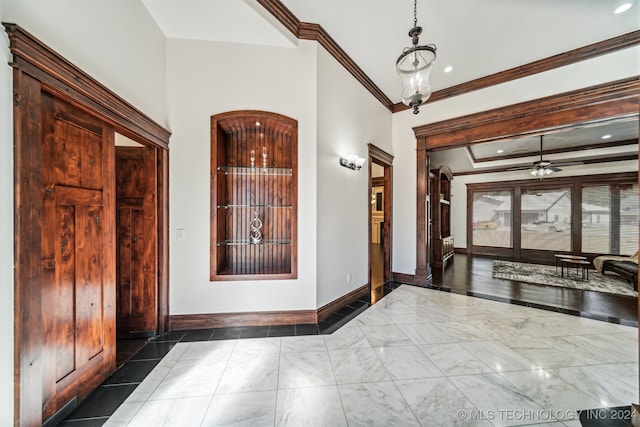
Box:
[339,154,366,171]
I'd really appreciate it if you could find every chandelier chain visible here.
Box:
[413,0,417,28]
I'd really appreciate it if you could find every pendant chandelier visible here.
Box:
[396,0,436,114]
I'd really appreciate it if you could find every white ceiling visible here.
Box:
[140,0,639,173]
[141,0,640,105]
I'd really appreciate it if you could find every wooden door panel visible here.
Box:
[48,115,103,190]
[41,93,114,421]
[116,147,157,338]
[117,202,146,319]
[75,203,105,362]
[42,203,76,386]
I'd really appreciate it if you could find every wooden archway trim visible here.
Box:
[412,77,640,284]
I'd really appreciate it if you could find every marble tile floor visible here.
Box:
[65,284,637,426]
[58,287,380,426]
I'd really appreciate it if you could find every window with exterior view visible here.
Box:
[472,190,512,248]
[582,183,638,256]
[521,188,571,251]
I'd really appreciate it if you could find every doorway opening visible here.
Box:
[368,145,393,304]
[114,133,160,367]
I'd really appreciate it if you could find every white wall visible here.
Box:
[391,47,640,275]
[1,0,168,125]
[316,47,392,307]
[167,38,319,314]
[449,160,639,248]
[0,4,14,424]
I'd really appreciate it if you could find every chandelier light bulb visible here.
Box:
[396,0,437,114]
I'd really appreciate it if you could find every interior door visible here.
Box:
[41,94,116,420]
[116,146,158,338]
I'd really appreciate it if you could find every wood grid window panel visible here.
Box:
[582,183,639,256]
[471,190,513,248]
[521,188,572,252]
[210,111,298,280]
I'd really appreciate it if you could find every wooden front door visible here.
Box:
[116,146,158,338]
[40,94,116,420]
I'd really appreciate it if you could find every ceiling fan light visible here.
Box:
[530,167,553,178]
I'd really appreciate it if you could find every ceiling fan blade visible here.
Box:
[552,160,584,167]
[504,165,532,171]
[549,166,562,172]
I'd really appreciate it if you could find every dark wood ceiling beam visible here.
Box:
[394,30,640,113]
[414,76,640,149]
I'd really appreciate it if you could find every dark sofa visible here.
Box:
[601,260,638,290]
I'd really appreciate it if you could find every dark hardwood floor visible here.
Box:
[425,254,637,326]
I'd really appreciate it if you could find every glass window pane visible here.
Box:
[620,183,638,256]
[582,186,610,254]
[472,191,512,248]
[521,188,571,251]
[582,183,638,256]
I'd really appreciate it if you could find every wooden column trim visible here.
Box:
[415,147,430,285]
[157,148,170,334]
[13,69,44,427]
[3,23,171,149]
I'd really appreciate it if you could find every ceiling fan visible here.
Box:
[530,136,560,178]
[508,135,583,179]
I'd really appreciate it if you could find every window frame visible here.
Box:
[467,172,637,264]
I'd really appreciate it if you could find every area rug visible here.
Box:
[492,260,637,297]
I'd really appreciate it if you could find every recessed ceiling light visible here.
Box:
[614,2,633,14]
[256,121,261,126]
[444,65,453,73]
[497,149,504,154]
[601,134,612,139]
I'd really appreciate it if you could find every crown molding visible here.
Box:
[257,0,394,111]
[257,1,640,116]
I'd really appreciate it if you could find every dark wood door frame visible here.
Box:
[412,76,639,286]
[368,144,393,297]
[5,24,171,426]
